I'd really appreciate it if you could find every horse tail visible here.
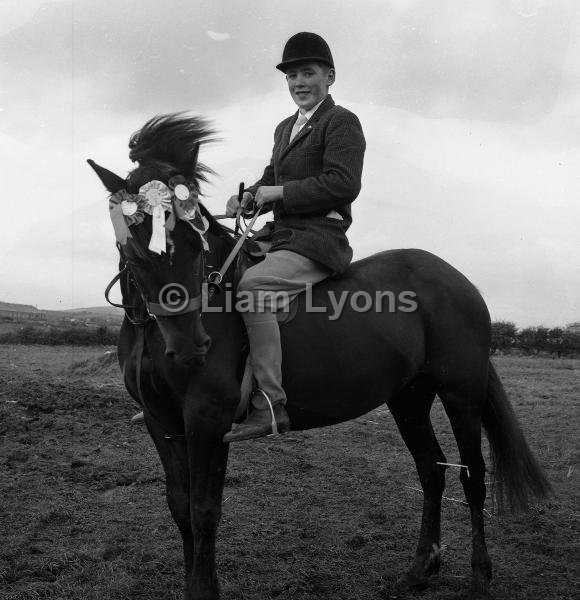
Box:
[482,360,552,512]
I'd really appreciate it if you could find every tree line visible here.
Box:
[0,324,118,346]
[491,321,580,357]
[1,322,579,356]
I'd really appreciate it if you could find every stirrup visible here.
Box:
[131,411,144,423]
[253,388,278,436]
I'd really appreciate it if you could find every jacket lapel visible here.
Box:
[278,95,335,161]
[279,117,294,149]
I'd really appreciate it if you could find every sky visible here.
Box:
[0,0,578,327]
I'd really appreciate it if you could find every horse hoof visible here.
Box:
[397,572,430,590]
[424,555,441,577]
[397,552,441,590]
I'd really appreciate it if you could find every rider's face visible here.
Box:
[285,62,335,112]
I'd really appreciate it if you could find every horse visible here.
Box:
[88,113,551,600]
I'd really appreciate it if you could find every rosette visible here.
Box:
[108,177,209,254]
[121,200,137,216]
[167,176,208,250]
[109,189,145,245]
[169,176,199,216]
[118,190,146,227]
[168,175,197,198]
[139,180,173,254]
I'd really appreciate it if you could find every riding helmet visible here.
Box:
[276,32,334,72]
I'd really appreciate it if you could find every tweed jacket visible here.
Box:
[246,95,366,274]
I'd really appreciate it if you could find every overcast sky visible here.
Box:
[0,0,578,326]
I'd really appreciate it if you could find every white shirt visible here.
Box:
[296,98,326,133]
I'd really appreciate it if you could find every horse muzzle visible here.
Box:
[165,336,212,368]
[156,311,212,368]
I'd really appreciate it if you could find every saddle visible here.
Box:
[233,238,269,288]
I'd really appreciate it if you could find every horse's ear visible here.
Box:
[191,143,200,169]
[87,159,126,193]
[179,143,199,179]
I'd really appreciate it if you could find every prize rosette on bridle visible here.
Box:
[108,189,143,247]
[140,180,172,253]
[167,176,210,251]
[108,176,209,254]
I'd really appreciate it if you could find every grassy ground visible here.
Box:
[0,346,578,600]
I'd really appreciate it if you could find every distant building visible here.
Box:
[0,302,46,322]
[566,322,580,334]
[0,300,122,327]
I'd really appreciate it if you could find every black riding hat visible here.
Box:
[276,32,334,73]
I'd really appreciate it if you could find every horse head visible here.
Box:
[88,113,218,368]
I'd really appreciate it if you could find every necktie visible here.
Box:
[289,113,308,143]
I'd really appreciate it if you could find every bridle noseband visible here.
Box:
[105,260,205,327]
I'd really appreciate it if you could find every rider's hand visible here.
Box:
[254,186,283,208]
[225,191,253,217]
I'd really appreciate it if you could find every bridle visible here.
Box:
[104,201,263,327]
[104,254,204,328]
[103,196,261,441]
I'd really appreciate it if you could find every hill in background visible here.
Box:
[0,300,123,327]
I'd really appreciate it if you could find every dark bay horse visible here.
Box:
[88,114,551,600]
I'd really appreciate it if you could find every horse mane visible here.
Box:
[120,111,237,270]
[126,112,219,192]
[198,203,234,239]
[198,202,237,271]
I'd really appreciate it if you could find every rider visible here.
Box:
[223,32,366,442]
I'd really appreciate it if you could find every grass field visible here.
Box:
[0,345,578,600]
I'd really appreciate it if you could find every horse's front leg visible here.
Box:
[185,395,232,600]
[145,418,195,582]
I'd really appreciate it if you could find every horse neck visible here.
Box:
[204,227,245,335]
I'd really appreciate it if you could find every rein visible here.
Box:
[104,198,262,320]
[206,204,263,298]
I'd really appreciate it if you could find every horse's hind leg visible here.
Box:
[439,387,492,599]
[387,375,446,587]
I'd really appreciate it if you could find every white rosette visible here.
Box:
[109,190,143,245]
[121,200,138,216]
[139,180,173,254]
[173,183,191,201]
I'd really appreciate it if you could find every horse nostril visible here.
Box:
[202,335,212,352]
[165,349,176,360]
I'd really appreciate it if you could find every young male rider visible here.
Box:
[223,32,366,442]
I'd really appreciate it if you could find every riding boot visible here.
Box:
[223,311,290,442]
